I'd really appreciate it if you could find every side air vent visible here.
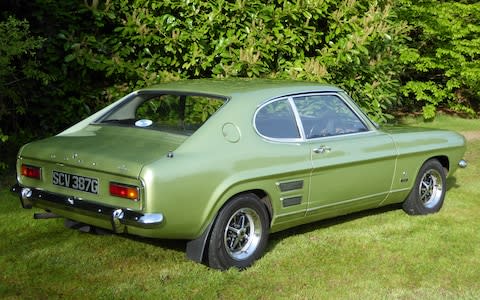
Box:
[278,180,304,192]
[282,196,302,207]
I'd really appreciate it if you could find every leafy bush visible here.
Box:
[2,0,478,173]
[397,0,480,119]
[0,16,47,170]
[0,2,110,172]
[62,0,408,122]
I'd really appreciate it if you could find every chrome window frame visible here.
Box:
[253,96,304,143]
[253,92,373,143]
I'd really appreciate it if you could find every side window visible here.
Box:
[255,98,300,139]
[294,95,368,139]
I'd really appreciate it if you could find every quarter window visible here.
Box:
[255,99,300,139]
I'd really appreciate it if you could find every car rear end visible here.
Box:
[11,86,229,236]
[12,125,185,234]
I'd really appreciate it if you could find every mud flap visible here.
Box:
[185,221,214,263]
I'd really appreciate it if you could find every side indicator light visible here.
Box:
[109,183,139,201]
[21,164,42,180]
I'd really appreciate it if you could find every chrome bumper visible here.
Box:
[11,183,164,233]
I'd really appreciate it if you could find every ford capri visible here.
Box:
[11,79,467,270]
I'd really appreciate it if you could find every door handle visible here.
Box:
[313,146,331,154]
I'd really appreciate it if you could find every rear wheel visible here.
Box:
[403,159,447,215]
[207,193,269,270]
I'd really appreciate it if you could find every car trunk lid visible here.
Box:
[18,125,188,210]
[20,125,187,178]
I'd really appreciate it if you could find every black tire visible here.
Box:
[207,193,270,270]
[402,159,447,215]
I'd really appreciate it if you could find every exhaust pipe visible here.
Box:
[33,212,60,219]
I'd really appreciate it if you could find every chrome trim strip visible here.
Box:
[306,191,391,213]
[288,96,306,140]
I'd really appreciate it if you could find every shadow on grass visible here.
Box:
[446,176,460,191]
[87,202,404,265]
[267,203,402,251]
[65,221,189,254]
[24,175,460,267]
[267,175,461,253]
[130,175,461,263]
[124,235,188,253]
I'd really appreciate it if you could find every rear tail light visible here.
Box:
[109,182,139,201]
[21,164,42,180]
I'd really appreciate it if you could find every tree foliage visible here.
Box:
[0,16,48,170]
[58,0,407,123]
[397,0,480,119]
[0,0,479,172]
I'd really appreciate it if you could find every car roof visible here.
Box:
[140,78,342,100]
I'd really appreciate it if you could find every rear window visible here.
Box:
[96,93,225,135]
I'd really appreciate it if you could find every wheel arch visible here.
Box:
[411,155,449,186]
[212,188,274,227]
[402,156,448,215]
[185,188,273,265]
[419,155,449,178]
[431,155,449,173]
[247,189,273,223]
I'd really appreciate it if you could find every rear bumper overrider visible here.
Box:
[11,183,164,233]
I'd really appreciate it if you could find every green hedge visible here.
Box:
[397,0,480,119]
[1,0,479,173]
[60,0,407,123]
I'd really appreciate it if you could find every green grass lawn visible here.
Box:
[399,113,480,132]
[1,118,479,299]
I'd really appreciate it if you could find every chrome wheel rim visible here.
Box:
[419,169,443,208]
[224,208,262,261]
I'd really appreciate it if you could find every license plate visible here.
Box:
[52,171,99,194]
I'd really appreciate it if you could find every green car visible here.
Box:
[12,79,467,270]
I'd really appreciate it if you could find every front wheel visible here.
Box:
[207,193,270,270]
[403,159,447,215]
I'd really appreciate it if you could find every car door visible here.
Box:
[292,94,397,218]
